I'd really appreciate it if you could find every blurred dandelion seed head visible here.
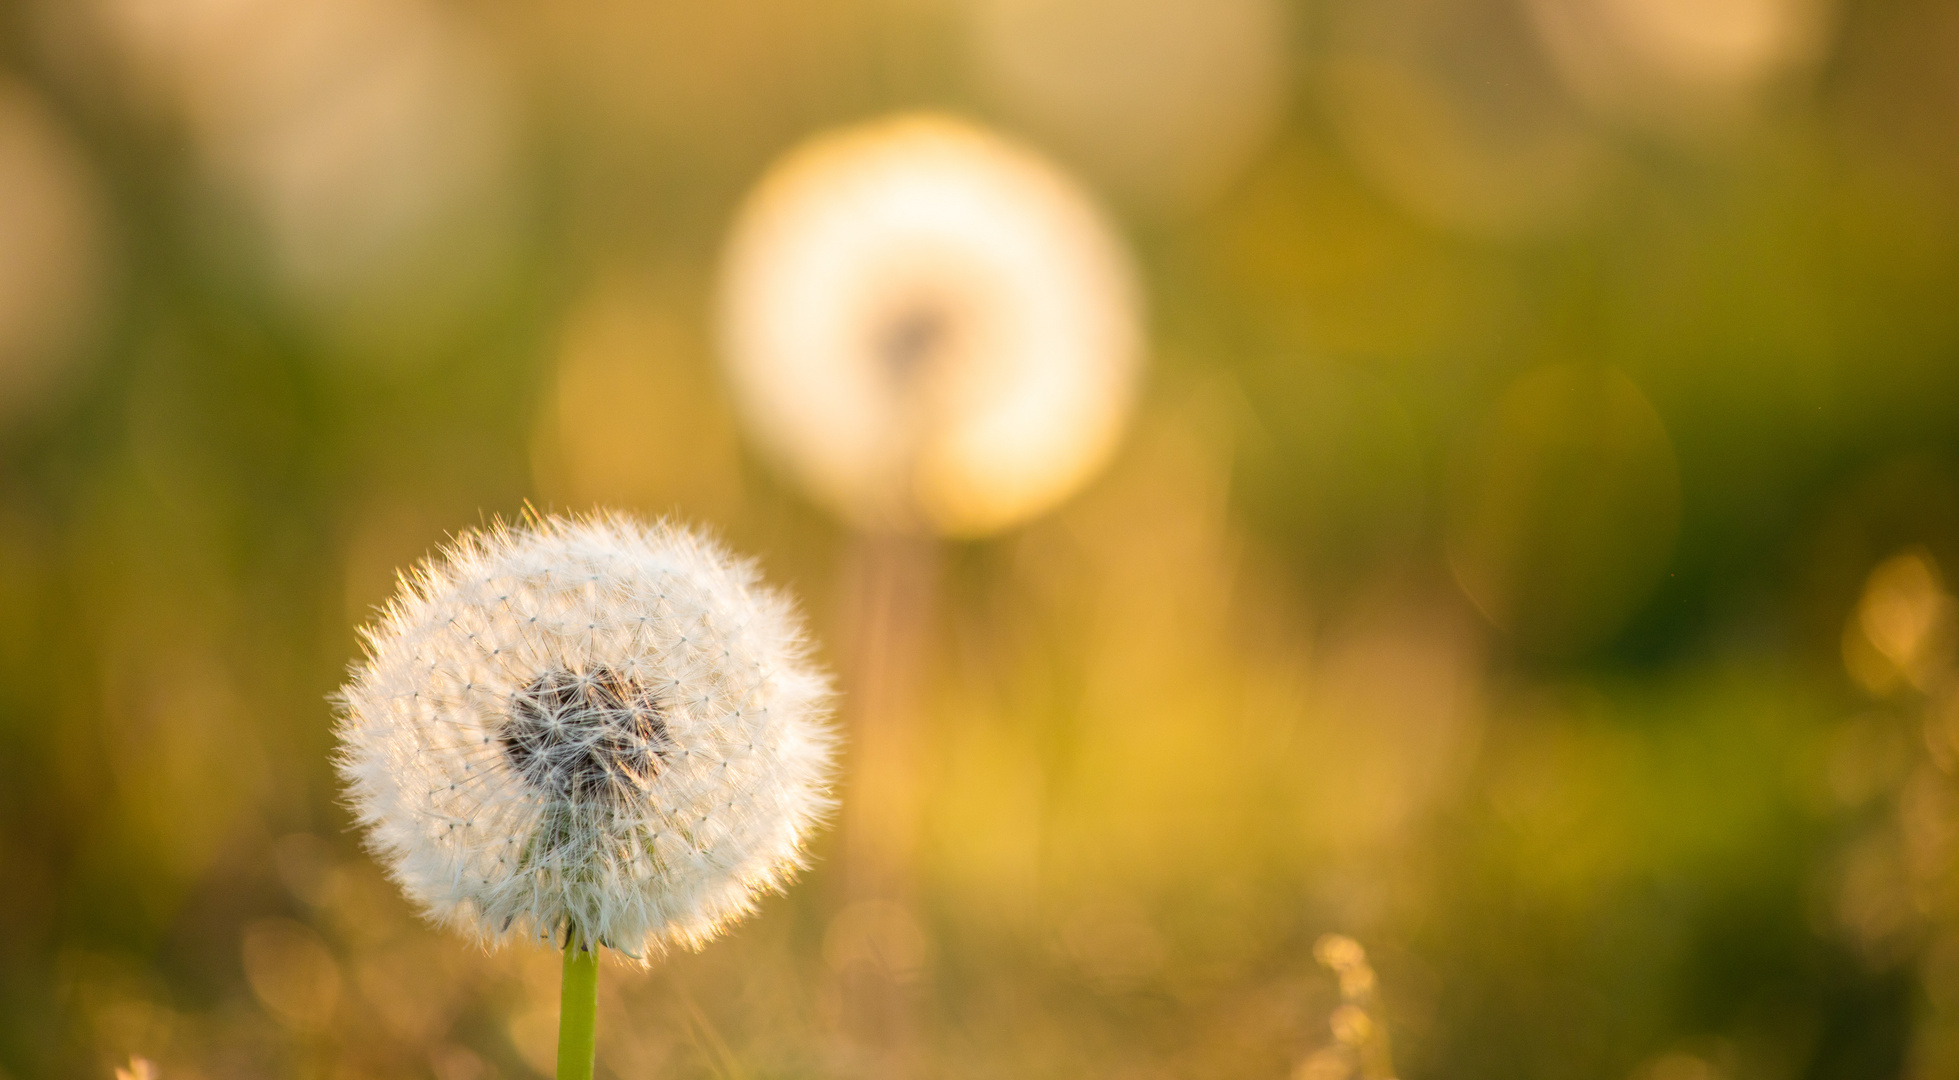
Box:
[335,514,836,957]
[717,112,1145,536]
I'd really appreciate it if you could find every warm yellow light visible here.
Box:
[968,0,1289,213]
[0,79,107,419]
[1525,0,1833,133]
[1846,549,1954,693]
[717,113,1145,536]
[531,272,743,521]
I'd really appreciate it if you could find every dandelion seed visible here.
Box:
[335,512,836,1077]
[717,112,1144,536]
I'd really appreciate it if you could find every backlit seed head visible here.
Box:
[717,112,1145,536]
[334,513,835,956]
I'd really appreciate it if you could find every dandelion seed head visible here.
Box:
[717,112,1144,536]
[335,513,836,957]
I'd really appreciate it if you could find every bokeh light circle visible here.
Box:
[1523,0,1835,133]
[717,113,1145,536]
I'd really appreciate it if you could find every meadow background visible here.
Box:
[3,0,1959,1077]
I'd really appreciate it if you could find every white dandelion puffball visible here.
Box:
[717,112,1145,537]
[335,514,835,956]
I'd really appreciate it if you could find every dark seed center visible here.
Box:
[500,666,669,805]
[876,303,952,388]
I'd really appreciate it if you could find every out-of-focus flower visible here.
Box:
[967,0,1289,213]
[335,514,835,956]
[0,78,107,419]
[717,113,1144,536]
[62,0,516,344]
[1524,0,1834,135]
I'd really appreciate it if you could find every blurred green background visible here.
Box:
[3,0,1959,1076]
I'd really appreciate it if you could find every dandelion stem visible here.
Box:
[558,932,599,1080]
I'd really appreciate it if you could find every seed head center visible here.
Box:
[877,302,953,388]
[500,666,669,805]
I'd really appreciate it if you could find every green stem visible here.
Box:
[558,933,599,1080]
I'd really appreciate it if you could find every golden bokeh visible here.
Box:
[4,1,1959,1076]
[531,272,744,521]
[0,78,107,419]
[967,0,1289,213]
[1524,0,1835,134]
